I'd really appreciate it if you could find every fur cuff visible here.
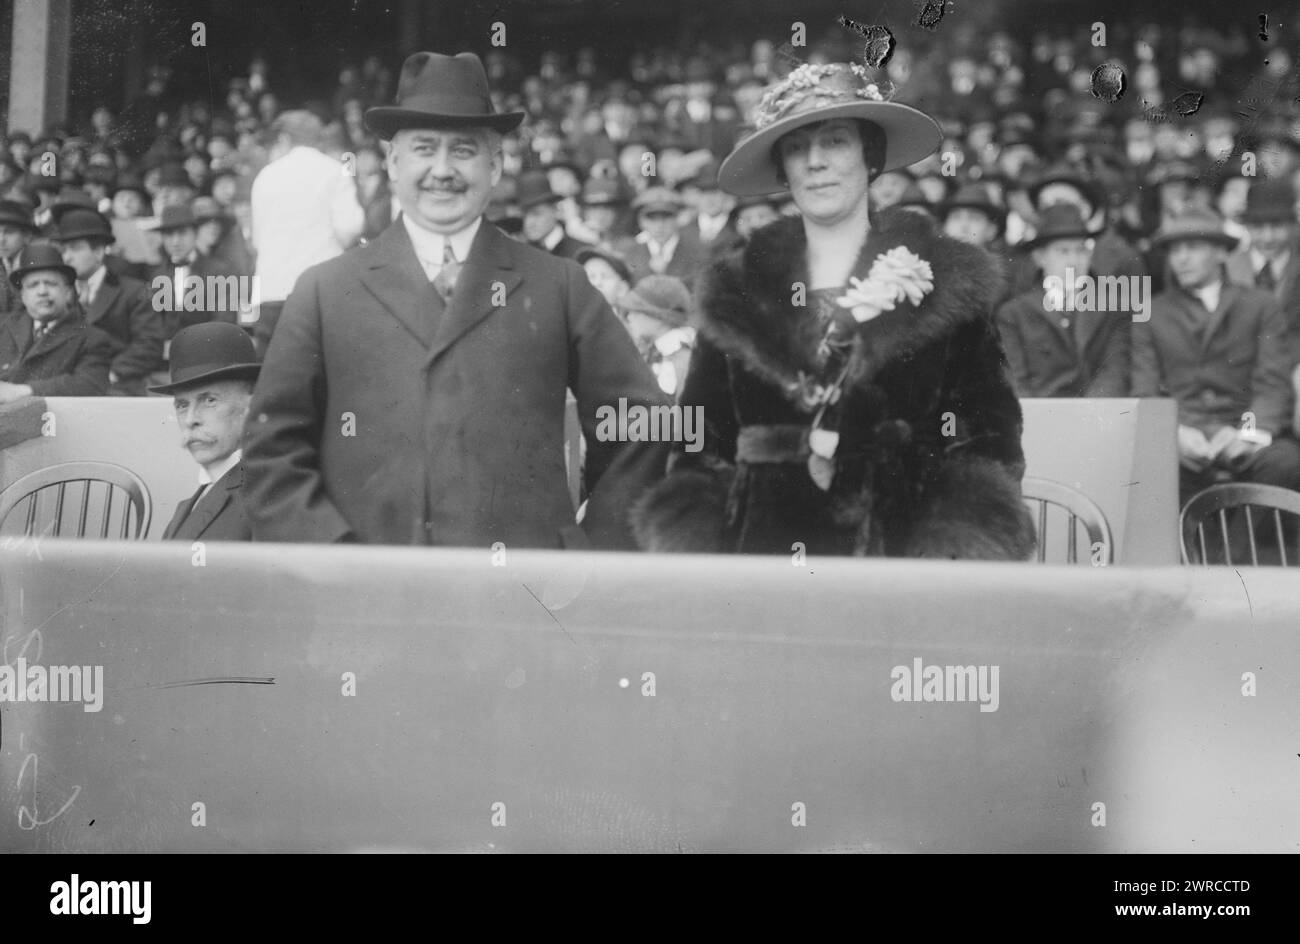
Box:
[901,456,1037,561]
[630,466,733,553]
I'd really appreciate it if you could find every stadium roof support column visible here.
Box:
[7,0,71,136]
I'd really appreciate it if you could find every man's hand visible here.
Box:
[0,381,35,405]
[1216,429,1267,471]
[1177,424,1216,472]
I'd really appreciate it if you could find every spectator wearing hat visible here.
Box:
[709,193,780,259]
[995,204,1129,398]
[54,208,165,396]
[0,244,113,402]
[149,322,260,541]
[679,161,737,250]
[892,182,936,222]
[145,204,245,340]
[1135,208,1300,561]
[0,198,38,315]
[618,274,695,397]
[571,177,631,250]
[108,173,162,273]
[193,196,253,278]
[1225,178,1300,349]
[576,246,632,309]
[518,170,590,258]
[153,162,197,213]
[941,182,1006,251]
[250,109,364,356]
[616,186,707,289]
[243,51,668,548]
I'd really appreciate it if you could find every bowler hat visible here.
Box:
[150,205,198,232]
[8,243,77,287]
[54,208,114,243]
[0,198,36,231]
[718,62,941,196]
[1240,179,1298,225]
[893,183,934,217]
[619,274,692,328]
[1025,203,1101,249]
[364,52,525,139]
[147,322,261,394]
[942,182,1006,232]
[515,171,562,210]
[49,187,100,221]
[1150,207,1240,250]
[575,246,633,285]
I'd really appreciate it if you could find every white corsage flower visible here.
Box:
[835,246,935,323]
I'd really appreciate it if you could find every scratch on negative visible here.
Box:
[152,677,276,689]
[1235,569,1253,620]
[521,583,579,645]
[27,558,128,635]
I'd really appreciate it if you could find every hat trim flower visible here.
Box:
[753,63,890,130]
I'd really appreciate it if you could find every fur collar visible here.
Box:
[695,207,1005,395]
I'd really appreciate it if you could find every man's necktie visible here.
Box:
[433,242,461,301]
[77,281,91,308]
[1256,263,1277,291]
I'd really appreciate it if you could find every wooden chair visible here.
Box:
[1021,476,1114,565]
[1179,482,1300,566]
[0,461,152,540]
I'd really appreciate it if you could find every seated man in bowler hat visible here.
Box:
[0,244,113,403]
[150,322,259,541]
[242,51,669,547]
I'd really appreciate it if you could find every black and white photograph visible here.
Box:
[0,0,1296,893]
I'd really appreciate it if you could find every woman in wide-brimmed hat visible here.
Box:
[632,62,1035,558]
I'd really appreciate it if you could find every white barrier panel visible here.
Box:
[0,543,1293,852]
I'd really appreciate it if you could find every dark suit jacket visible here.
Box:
[995,287,1131,397]
[615,231,709,290]
[145,253,247,338]
[242,216,670,548]
[1225,241,1300,365]
[0,308,112,395]
[82,268,166,393]
[1133,281,1293,435]
[532,229,591,260]
[211,227,256,279]
[161,462,252,541]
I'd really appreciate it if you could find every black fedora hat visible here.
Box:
[0,198,36,231]
[53,207,114,243]
[364,51,525,139]
[942,182,1007,230]
[1028,163,1102,213]
[515,170,561,210]
[1150,207,1240,250]
[149,204,198,232]
[8,243,77,287]
[147,322,261,394]
[1240,178,1298,225]
[1025,203,1101,249]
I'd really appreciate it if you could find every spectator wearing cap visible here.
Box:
[995,204,1129,398]
[0,198,37,314]
[518,170,590,258]
[146,204,245,341]
[54,208,165,396]
[149,322,260,541]
[251,109,364,355]
[616,186,707,289]
[618,274,695,397]
[1225,178,1300,349]
[1135,208,1300,561]
[679,161,736,249]
[0,244,113,402]
[576,246,632,309]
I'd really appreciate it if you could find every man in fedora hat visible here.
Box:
[0,197,37,315]
[941,182,1006,251]
[1225,178,1300,348]
[517,169,590,258]
[678,160,736,251]
[242,51,668,548]
[615,186,707,288]
[149,322,259,541]
[54,208,165,396]
[572,176,630,251]
[1135,208,1300,560]
[0,244,113,403]
[250,109,364,355]
[146,204,245,341]
[995,203,1130,398]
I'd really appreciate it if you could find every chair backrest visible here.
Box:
[0,461,152,540]
[1179,482,1300,566]
[1021,476,1114,565]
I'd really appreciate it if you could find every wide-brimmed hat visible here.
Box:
[147,322,261,394]
[1024,203,1102,249]
[633,186,683,214]
[515,170,562,210]
[619,274,692,328]
[53,208,114,243]
[1028,163,1102,212]
[1150,207,1240,249]
[1240,179,1298,225]
[575,246,633,284]
[718,62,941,197]
[364,51,525,139]
[8,243,76,287]
[942,182,1006,230]
[0,198,36,231]
[149,205,198,232]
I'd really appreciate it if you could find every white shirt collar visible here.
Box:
[198,448,242,487]
[1192,279,1223,313]
[79,264,107,304]
[541,224,565,251]
[1250,247,1290,276]
[636,231,679,257]
[402,213,482,270]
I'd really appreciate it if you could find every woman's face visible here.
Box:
[777,119,871,226]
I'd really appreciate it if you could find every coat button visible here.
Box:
[1201,390,1215,403]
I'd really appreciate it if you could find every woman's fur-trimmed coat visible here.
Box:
[631,207,1037,559]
